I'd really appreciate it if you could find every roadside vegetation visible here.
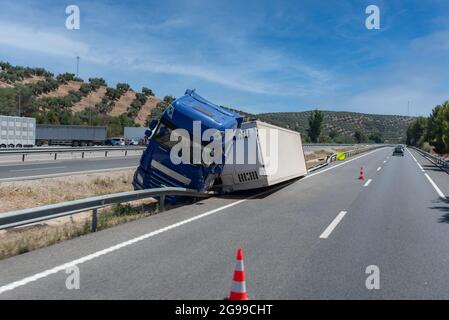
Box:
[0,61,157,137]
[406,101,449,156]
[0,170,160,260]
[0,203,158,260]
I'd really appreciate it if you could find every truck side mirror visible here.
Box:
[144,129,152,137]
[148,119,158,131]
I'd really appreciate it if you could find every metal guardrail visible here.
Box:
[303,143,355,147]
[0,144,390,230]
[307,144,389,172]
[409,146,449,170]
[0,187,214,231]
[0,146,145,161]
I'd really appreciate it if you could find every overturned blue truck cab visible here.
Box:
[132,89,243,199]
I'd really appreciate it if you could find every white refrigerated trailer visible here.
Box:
[0,115,36,148]
[220,120,307,193]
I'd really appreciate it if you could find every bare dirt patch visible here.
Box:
[0,80,13,88]
[135,96,160,126]
[109,90,137,117]
[20,75,46,84]
[72,86,107,113]
[40,80,82,98]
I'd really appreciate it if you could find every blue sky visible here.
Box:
[0,0,448,116]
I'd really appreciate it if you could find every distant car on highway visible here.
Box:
[125,138,138,146]
[105,137,125,146]
[393,145,404,156]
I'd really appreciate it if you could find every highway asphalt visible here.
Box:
[1,146,449,299]
[0,156,140,181]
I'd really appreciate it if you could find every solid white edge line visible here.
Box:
[0,198,247,295]
[0,147,387,295]
[319,211,347,239]
[406,149,424,172]
[407,148,445,198]
[424,173,446,199]
[363,179,372,187]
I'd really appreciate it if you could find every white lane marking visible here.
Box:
[319,211,347,239]
[0,182,289,295]
[0,148,387,295]
[305,147,386,180]
[407,148,445,198]
[364,179,372,187]
[0,199,246,295]
[407,148,425,172]
[9,166,66,172]
[0,167,137,183]
[377,167,381,171]
[383,160,387,164]
[425,173,446,199]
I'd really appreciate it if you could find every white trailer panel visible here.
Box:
[0,115,36,148]
[221,121,307,192]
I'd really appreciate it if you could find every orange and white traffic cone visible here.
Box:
[229,247,248,300]
[358,167,365,180]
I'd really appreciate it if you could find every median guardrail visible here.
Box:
[0,187,214,231]
[0,146,146,161]
[308,144,389,172]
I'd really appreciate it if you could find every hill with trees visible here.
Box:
[240,110,413,143]
[0,61,412,141]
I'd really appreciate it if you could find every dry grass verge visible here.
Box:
[0,170,135,213]
[0,202,159,260]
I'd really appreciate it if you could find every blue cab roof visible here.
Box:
[162,89,243,133]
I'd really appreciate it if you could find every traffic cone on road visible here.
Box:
[229,247,248,300]
[358,167,365,180]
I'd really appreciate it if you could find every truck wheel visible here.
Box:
[80,141,87,147]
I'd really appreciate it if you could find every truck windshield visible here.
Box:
[152,121,178,149]
[151,119,220,166]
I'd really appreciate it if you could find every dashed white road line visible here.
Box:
[363,179,372,187]
[319,211,347,239]
[383,160,387,164]
[377,167,382,171]
[0,147,388,295]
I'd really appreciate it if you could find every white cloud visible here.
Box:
[0,22,90,59]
